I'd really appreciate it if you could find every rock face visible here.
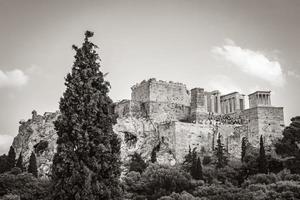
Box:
[12,111,59,179]
[11,110,177,179]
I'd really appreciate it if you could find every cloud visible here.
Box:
[0,134,14,155]
[207,75,242,94]
[212,40,285,87]
[0,69,28,88]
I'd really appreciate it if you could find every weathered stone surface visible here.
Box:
[12,111,59,179]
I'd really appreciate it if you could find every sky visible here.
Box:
[0,0,300,154]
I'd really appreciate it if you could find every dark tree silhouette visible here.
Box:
[241,137,247,162]
[275,116,300,173]
[0,154,8,173]
[16,152,24,172]
[128,152,147,173]
[257,135,267,174]
[51,31,121,199]
[28,152,38,177]
[191,157,203,180]
[215,133,228,169]
[6,146,16,171]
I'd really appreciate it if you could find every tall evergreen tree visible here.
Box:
[51,31,121,200]
[258,135,268,174]
[28,152,38,177]
[215,133,228,169]
[183,146,197,173]
[0,154,8,173]
[191,157,203,180]
[275,116,300,173]
[241,137,247,162]
[6,146,16,170]
[16,152,24,171]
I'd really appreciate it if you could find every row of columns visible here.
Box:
[220,97,244,114]
[256,93,271,105]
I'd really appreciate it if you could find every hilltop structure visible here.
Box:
[12,78,285,178]
[115,78,284,162]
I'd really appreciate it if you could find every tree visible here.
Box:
[191,157,203,180]
[275,116,300,173]
[128,152,147,173]
[28,152,38,177]
[0,154,8,173]
[241,137,247,162]
[123,164,192,200]
[6,146,16,171]
[215,133,228,169]
[257,135,267,174]
[51,31,121,200]
[16,153,23,172]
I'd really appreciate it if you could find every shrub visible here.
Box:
[202,156,211,166]
[0,172,50,199]
[123,164,193,200]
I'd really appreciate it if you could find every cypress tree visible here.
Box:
[258,135,268,174]
[191,157,203,180]
[16,152,24,171]
[0,154,8,173]
[28,152,38,177]
[6,146,16,170]
[241,137,247,162]
[51,31,121,200]
[215,133,228,169]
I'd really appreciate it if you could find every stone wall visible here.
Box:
[158,121,243,162]
[131,78,190,106]
[242,106,284,149]
[131,80,150,102]
[115,100,190,123]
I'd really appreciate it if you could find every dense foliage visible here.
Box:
[0,172,50,200]
[128,152,148,174]
[276,116,300,173]
[51,31,121,200]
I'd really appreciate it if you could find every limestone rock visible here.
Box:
[12,111,59,179]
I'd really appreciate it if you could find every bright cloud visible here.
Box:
[0,69,28,88]
[0,134,14,155]
[207,75,242,94]
[212,40,285,87]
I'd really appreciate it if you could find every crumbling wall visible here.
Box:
[242,107,284,149]
[149,79,190,106]
[158,121,246,162]
[131,80,150,102]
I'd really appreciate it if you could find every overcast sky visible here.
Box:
[0,0,299,154]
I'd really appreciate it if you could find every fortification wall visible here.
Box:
[131,80,150,102]
[115,100,190,123]
[158,121,243,162]
[131,79,190,106]
[149,80,190,106]
[242,106,284,149]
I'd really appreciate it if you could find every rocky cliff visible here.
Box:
[12,111,59,179]
[11,111,175,179]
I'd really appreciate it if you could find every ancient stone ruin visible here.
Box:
[12,78,285,179]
